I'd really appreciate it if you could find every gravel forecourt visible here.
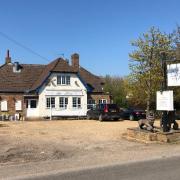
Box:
[1,119,180,179]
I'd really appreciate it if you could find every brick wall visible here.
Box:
[0,94,26,118]
[88,93,111,104]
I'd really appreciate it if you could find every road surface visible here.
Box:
[17,156,180,180]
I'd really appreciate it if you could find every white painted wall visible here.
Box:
[36,73,87,117]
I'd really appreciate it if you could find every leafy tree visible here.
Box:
[104,75,127,107]
[128,27,176,112]
[172,27,180,108]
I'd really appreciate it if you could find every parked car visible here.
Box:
[120,108,146,120]
[87,104,121,121]
[175,110,180,120]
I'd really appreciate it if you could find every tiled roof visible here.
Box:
[0,58,104,93]
[79,67,104,93]
[30,58,77,91]
[0,64,45,92]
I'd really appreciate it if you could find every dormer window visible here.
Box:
[57,75,70,85]
[13,62,22,73]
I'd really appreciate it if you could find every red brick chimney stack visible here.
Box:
[71,53,79,71]
[5,49,11,64]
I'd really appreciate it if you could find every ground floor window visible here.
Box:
[59,97,68,109]
[87,99,96,109]
[72,97,81,108]
[0,100,8,111]
[46,97,55,109]
[15,100,22,111]
[45,96,83,109]
[26,99,37,109]
[99,99,107,105]
[30,100,37,108]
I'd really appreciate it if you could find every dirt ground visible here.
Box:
[0,119,132,164]
[1,119,180,169]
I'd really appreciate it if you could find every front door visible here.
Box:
[26,99,39,117]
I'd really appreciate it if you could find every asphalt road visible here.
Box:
[20,156,180,180]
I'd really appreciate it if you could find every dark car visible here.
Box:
[120,108,146,120]
[87,104,121,121]
[175,109,180,120]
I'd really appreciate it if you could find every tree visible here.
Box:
[171,26,180,107]
[128,27,176,113]
[104,75,127,107]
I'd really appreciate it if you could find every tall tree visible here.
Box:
[172,26,180,106]
[128,27,176,113]
[104,75,127,107]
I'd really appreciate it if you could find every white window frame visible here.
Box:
[88,99,96,105]
[99,99,107,104]
[87,99,96,109]
[57,75,71,85]
[72,97,81,109]
[59,97,68,109]
[62,76,66,84]
[15,100,22,111]
[46,97,55,109]
[29,99,37,109]
[1,100,8,111]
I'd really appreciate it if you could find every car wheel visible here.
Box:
[129,115,134,121]
[98,114,103,121]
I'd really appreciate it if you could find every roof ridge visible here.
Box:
[29,58,65,91]
[51,58,63,71]
[29,59,57,90]
[0,63,7,70]
[21,64,45,66]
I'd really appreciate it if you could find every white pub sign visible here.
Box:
[167,63,180,86]
[156,90,174,111]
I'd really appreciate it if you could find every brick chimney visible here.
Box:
[71,53,79,71]
[5,49,11,64]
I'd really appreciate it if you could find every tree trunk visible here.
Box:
[146,93,150,116]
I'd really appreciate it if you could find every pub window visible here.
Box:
[99,99,107,105]
[66,76,70,85]
[59,97,68,109]
[72,97,81,108]
[46,97,55,109]
[0,100,7,111]
[15,100,22,111]
[30,100,37,108]
[87,99,96,109]
[57,75,71,85]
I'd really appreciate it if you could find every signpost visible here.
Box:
[157,52,179,132]
[156,91,174,111]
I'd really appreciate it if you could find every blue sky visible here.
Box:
[0,0,179,76]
